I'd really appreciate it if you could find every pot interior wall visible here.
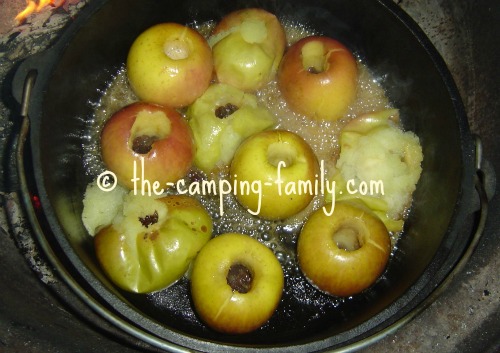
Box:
[30,0,469,349]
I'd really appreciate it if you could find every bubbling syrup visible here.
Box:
[82,20,397,283]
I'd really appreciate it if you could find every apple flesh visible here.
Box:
[210,8,286,91]
[190,233,284,334]
[101,102,194,190]
[230,130,319,220]
[278,35,358,121]
[297,201,391,297]
[94,193,212,293]
[127,22,213,108]
[187,83,276,172]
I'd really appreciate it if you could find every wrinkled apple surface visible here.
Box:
[187,83,276,172]
[210,8,286,91]
[94,193,212,293]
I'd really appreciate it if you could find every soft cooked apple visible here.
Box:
[127,22,213,108]
[230,130,319,220]
[297,201,391,297]
[278,35,358,121]
[94,193,212,293]
[101,102,194,190]
[186,83,276,172]
[190,233,284,334]
[329,109,423,232]
[209,8,286,91]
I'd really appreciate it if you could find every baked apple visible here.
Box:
[210,8,286,91]
[100,102,194,190]
[127,22,213,108]
[230,130,319,220]
[297,201,391,297]
[190,233,284,334]
[330,109,423,232]
[187,83,276,172]
[95,193,212,293]
[278,35,358,121]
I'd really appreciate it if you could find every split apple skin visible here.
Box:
[190,233,284,334]
[95,194,213,294]
[278,35,358,121]
[230,130,319,220]
[100,102,194,190]
[297,201,391,297]
[210,8,286,91]
[127,22,213,108]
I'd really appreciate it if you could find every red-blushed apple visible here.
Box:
[278,35,358,121]
[190,233,284,334]
[127,22,213,108]
[297,201,391,297]
[100,102,194,190]
[95,194,213,293]
[209,8,286,91]
[186,83,276,172]
[229,130,319,220]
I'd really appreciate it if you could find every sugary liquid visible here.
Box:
[82,20,398,279]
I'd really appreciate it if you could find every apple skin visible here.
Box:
[297,201,390,297]
[190,233,284,334]
[187,83,276,172]
[95,194,212,293]
[100,102,194,190]
[210,8,286,91]
[230,130,319,220]
[127,23,213,108]
[278,35,358,121]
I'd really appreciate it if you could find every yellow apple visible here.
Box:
[190,233,283,334]
[94,194,212,293]
[100,102,194,190]
[230,130,319,220]
[297,201,391,297]
[210,8,286,91]
[127,22,213,108]
[186,83,276,172]
[278,35,358,121]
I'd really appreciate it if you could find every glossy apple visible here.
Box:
[297,201,391,297]
[127,22,213,108]
[210,8,286,91]
[190,233,284,334]
[278,35,358,121]
[101,102,194,190]
[94,194,212,293]
[187,83,276,172]
[230,130,319,220]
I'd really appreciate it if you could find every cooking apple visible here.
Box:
[127,22,213,108]
[100,102,194,190]
[230,130,319,220]
[190,233,284,334]
[94,193,213,293]
[187,83,276,172]
[278,35,358,121]
[209,8,286,91]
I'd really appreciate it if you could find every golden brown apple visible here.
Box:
[278,35,358,121]
[100,102,194,190]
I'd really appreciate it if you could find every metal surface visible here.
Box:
[0,0,498,352]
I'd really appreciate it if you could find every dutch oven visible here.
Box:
[11,0,489,351]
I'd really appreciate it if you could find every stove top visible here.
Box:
[0,1,498,352]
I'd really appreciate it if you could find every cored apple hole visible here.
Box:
[267,141,297,168]
[301,40,326,74]
[132,135,158,154]
[215,103,239,119]
[227,263,253,293]
[163,39,190,60]
[333,225,364,251]
[129,110,171,154]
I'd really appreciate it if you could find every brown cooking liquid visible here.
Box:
[83,21,401,312]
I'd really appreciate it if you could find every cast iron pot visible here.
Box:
[12,0,488,351]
